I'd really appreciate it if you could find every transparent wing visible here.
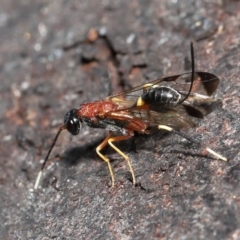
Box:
[107,72,219,110]
[129,107,197,129]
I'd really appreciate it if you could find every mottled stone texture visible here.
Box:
[0,0,240,239]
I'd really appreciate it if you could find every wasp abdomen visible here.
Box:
[141,86,181,106]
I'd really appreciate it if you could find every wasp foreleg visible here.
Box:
[96,133,115,187]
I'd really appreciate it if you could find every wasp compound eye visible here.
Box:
[64,109,81,135]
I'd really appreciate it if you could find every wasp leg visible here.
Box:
[157,124,228,162]
[107,132,136,185]
[96,133,115,187]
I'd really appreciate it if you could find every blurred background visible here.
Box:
[0,0,240,239]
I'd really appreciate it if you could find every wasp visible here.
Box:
[34,43,227,189]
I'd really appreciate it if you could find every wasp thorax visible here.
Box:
[64,108,82,135]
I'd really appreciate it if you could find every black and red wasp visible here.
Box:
[34,43,227,189]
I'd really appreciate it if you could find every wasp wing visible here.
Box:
[107,72,219,107]
[130,107,197,129]
[107,72,219,119]
[101,105,196,130]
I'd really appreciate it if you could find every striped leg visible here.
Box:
[157,125,228,162]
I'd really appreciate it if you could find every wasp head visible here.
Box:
[64,108,82,135]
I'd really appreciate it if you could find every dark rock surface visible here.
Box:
[0,0,240,239]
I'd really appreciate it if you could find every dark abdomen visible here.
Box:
[141,86,181,106]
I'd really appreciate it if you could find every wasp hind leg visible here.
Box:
[157,124,228,162]
[107,132,136,186]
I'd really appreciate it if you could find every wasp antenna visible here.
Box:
[34,170,43,190]
[34,125,66,189]
[179,42,195,104]
[186,42,195,99]
[190,41,195,93]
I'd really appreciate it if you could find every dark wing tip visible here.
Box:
[197,72,220,96]
[183,104,204,119]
